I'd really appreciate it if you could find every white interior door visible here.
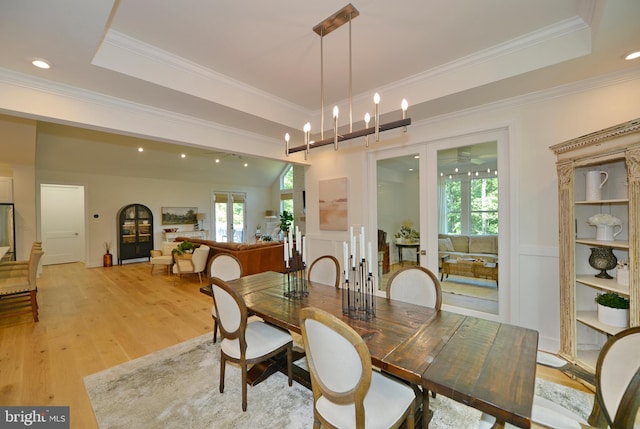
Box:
[40,184,85,265]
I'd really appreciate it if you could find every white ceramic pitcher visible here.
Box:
[596,224,622,241]
[585,170,608,201]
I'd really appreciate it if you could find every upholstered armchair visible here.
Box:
[150,242,178,274]
[173,245,210,284]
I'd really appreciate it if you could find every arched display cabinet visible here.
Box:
[117,204,153,264]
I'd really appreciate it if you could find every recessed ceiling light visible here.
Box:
[31,59,51,69]
[244,163,248,167]
[138,147,144,152]
[181,154,186,158]
[625,50,640,61]
[215,159,220,163]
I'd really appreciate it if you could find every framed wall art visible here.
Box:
[161,207,198,225]
[319,177,348,231]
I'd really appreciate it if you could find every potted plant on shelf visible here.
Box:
[279,210,294,237]
[595,291,630,327]
[103,241,113,267]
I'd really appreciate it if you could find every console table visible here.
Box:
[163,230,208,241]
[396,242,420,265]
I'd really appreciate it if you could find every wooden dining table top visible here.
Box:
[202,270,538,428]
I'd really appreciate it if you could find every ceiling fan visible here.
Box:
[438,146,494,167]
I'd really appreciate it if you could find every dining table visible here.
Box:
[201,271,538,428]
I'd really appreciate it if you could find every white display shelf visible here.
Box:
[576,311,628,336]
[574,198,628,205]
[575,275,629,296]
[575,238,628,249]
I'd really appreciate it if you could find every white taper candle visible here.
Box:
[343,241,349,280]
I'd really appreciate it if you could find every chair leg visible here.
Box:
[241,362,248,411]
[30,290,39,322]
[219,353,226,393]
[212,318,218,343]
[287,345,292,386]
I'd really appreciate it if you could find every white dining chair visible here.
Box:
[208,253,243,343]
[307,255,341,288]
[386,265,442,310]
[212,277,293,412]
[300,306,416,428]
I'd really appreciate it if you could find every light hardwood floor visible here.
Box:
[0,262,590,428]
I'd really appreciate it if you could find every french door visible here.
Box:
[212,191,246,243]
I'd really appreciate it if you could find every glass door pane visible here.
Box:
[213,191,246,242]
[377,153,420,292]
[231,193,245,243]
[214,201,228,242]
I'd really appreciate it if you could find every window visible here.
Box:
[470,177,498,235]
[280,165,294,219]
[442,176,498,235]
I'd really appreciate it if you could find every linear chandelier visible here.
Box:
[285,3,411,159]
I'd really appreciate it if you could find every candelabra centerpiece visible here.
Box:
[283,226,307,299]
[342,226,376,320]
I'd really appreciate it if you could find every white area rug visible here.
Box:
[84,333,594,429]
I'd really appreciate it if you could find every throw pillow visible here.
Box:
[438,238,455,252]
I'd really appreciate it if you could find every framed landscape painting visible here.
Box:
[319,177,348,231]
[161,207,197,225]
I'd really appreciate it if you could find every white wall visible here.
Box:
[36,169,276,268]
[304,74,640,352]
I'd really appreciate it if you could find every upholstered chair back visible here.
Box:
[386,266,442,310]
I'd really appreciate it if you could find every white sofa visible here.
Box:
[438,234,498,266]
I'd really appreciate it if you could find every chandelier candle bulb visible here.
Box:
[368,242,372,274]
[401,99,408,132]
[304,122,311,159]
[374,93,380,142]
[285,133,290,156]
[360,226,365,260]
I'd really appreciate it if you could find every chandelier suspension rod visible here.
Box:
[320,28,324,141]
[349,12,353,133]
